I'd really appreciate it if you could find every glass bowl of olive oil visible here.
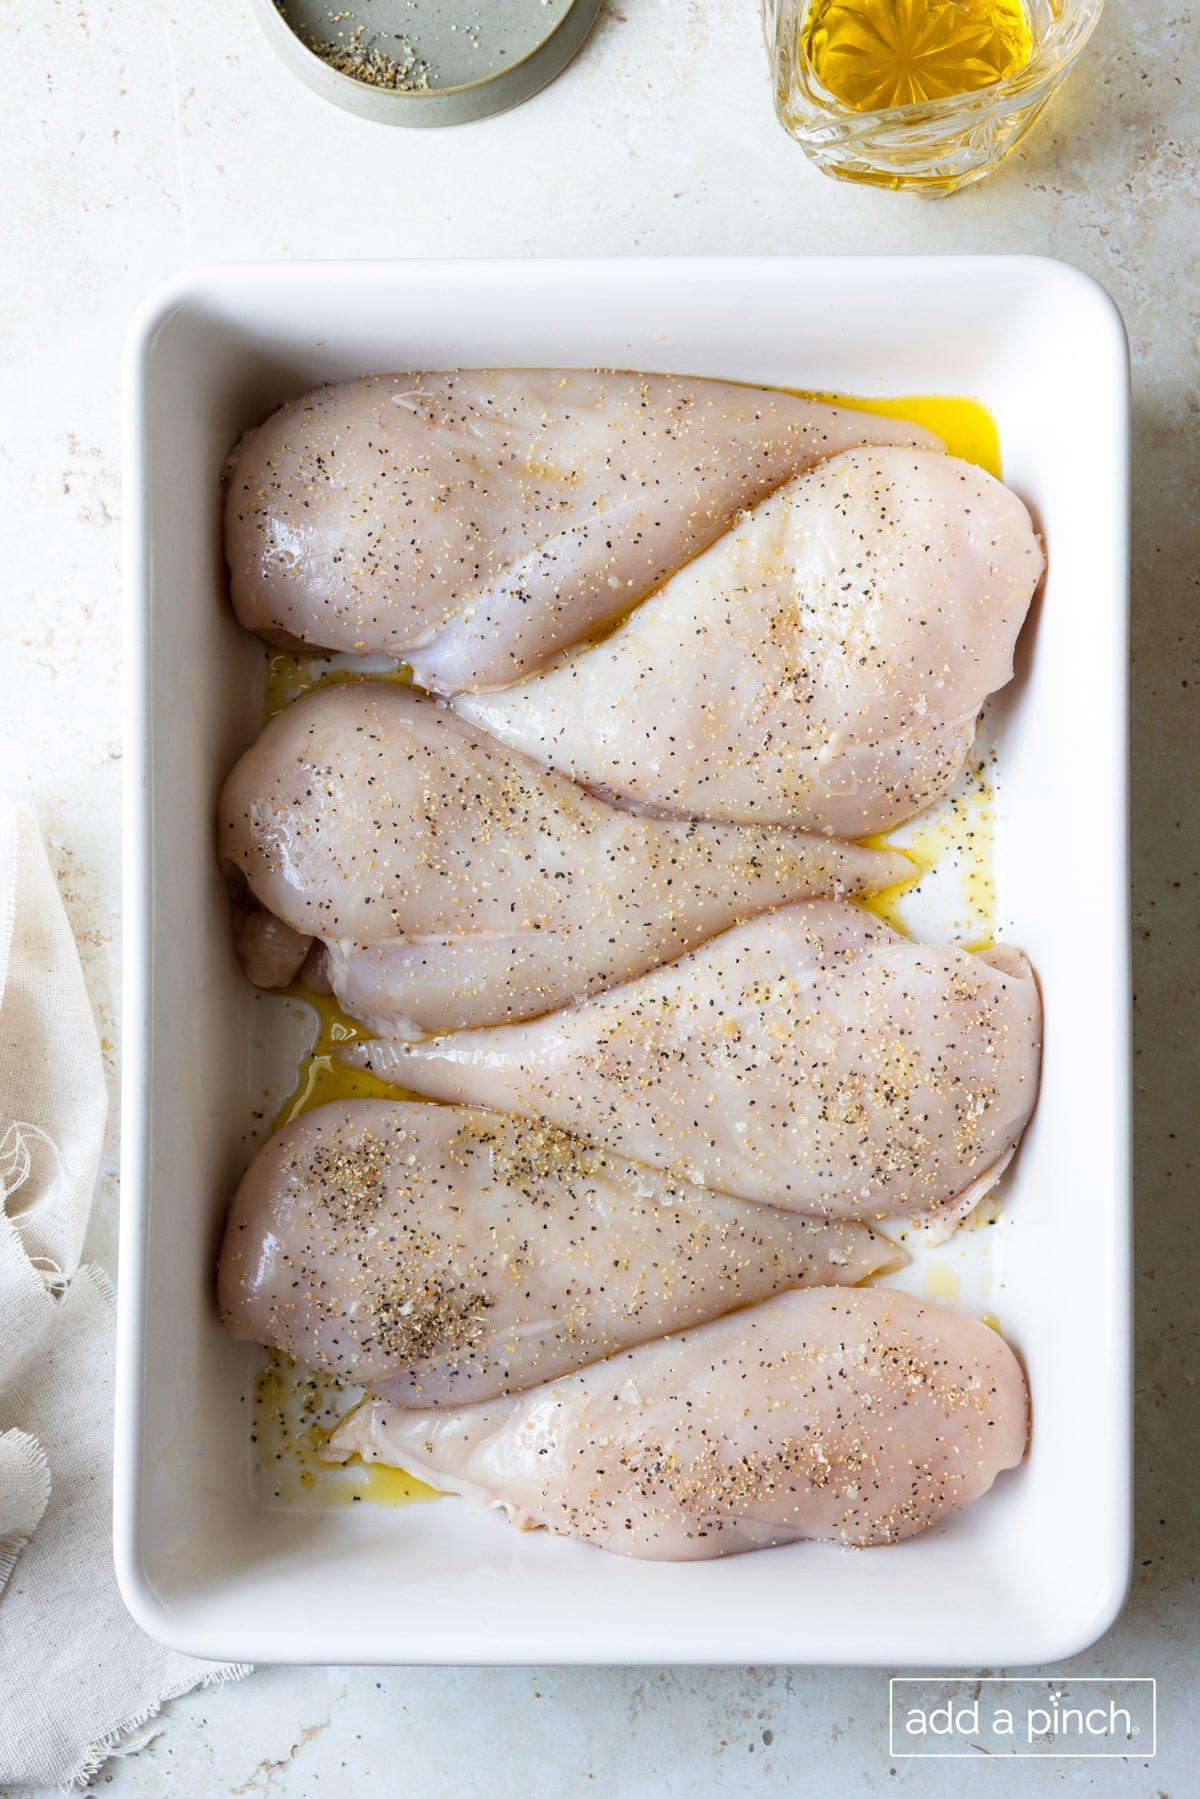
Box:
[763,0,1104,194]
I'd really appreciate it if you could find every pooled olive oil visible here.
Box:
[252,1351,439,1510]
[859,752,998,952]
[272,985,411,1133]
[802,0,1034,112]
[250,987,434,1511]
[264,649,410,720]
[804,392,1002,479]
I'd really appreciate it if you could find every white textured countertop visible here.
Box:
[3,0,1197,1790]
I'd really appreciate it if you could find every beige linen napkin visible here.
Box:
[0,800,247,1789]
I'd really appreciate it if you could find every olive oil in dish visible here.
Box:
[272,988,404,1131]
[252,1351,438,1508]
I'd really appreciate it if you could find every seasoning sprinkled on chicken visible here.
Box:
[217,683,910,1032]
[457,447,1044,835]
[218,1099,900,1405]
[341,901,1041,1224]
[325,1286,1029,1559]
[224,371,943,694]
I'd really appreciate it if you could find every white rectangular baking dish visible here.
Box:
[117,257,1130,1666]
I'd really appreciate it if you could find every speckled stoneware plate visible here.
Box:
[251,0,603,125]
[118,258,1130,1667]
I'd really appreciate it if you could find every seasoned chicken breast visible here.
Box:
[218,1100,896,1404]
[224,371,941,694]
[341,902,1042,1224]
[457,448,1043,835]
[217,683,910,1033]
[326,1286,1028,1559]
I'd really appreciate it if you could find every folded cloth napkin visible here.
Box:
[0,800,247,1789]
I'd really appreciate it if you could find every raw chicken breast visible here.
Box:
[341,902,1042,1223]
[217,683,909,1033]
[326,1286,1028,1559]
[225,371,942,694]
[457,448,1044,835]
[218,1100,896,1405]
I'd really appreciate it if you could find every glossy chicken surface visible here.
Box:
[341,901,1042,1223]
[457,448,1043,835]
[225,372,941,694]
[217,683,909,1033]
[326,1286,1029,1559]
[218,1100,897,1404]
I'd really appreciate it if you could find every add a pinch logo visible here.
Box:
[889,1678,1156,1758]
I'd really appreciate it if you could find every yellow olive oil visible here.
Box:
[802,0,1034,113]
[859,754,998,952]
[803,391,1002,477]
[252,1351,439,1510]
[264,650,410,719]
[272,986,415,1133]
